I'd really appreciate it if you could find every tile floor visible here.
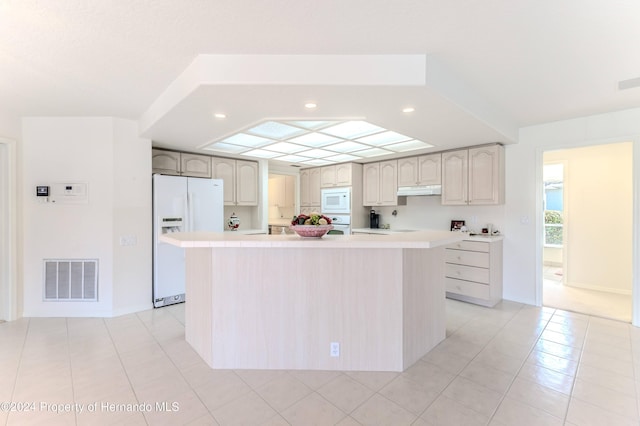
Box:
[1,299,639,425]
[543,266,633,323]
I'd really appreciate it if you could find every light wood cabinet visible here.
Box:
[269,175,295,208]
[320,163,352,188]
[213,157,258,206]
[300,167,321,210]
[445,239,503,307]
[363,160,399,206]
[152,149,212,178]
[441,145,504,205]
[397,153,441,187]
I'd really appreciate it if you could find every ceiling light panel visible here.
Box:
[243,149,283,158]
[324,141,369,153]
[202,119,433,165]
[221,133,272,148]
[384,140,433,152]
[248,121,305,139]
[264,142,308,154]
[321,121,385,138]
[203,142,250,153]
[287,132,343,147]
[356,131,412,146]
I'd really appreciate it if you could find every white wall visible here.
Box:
[505,108,640,317]
[370,196,504,234]
[545,143,632,294]
[22,117,151,317]
[112,119,153,315]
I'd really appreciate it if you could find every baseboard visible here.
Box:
[565,281,632,296]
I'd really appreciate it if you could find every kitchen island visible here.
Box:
[160,230,466,372]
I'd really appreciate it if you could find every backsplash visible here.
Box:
[367,196,505,234]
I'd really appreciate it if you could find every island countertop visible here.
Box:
[160,228,466,249]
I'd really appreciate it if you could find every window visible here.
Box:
[543,164,564,247]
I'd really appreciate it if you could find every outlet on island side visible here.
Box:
[330,342,340,357]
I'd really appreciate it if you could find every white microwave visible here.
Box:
[321,187,351,214]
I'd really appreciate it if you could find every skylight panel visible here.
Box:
[325,153,361,162]
[323,141,369,153]
[203,142,250,153]
[297,148,336,158]
[352,147,393,158]
[247,121,305,139]
[288,132,342,147]
[243,149,282,158]
[221,133,272,148]
[320,121,384,139]
[273,154,312,162]
[300,158,334,166]
[286,120,337,130]
[356,131,412,146]
[384,140,433,152]
[263,142,308,154]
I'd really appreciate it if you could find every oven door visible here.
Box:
[321,188,351,214]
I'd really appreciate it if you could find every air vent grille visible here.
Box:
[43,259,98,301]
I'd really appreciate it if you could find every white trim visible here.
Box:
[0,137,18,321]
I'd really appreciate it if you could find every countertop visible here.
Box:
[223,228,267,235]
[351,228,504,242]
[160,229,466,249]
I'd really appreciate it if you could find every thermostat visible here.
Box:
[36,186,49,197]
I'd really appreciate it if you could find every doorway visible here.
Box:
[542,142,633,322]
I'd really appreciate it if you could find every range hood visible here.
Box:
[397,185,442,196]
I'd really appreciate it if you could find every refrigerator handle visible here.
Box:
[187,192,195,232]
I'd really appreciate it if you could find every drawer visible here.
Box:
[446,278,491,299]
[445,263,489,284]
[447,240,489,252]
[445,249,489,268]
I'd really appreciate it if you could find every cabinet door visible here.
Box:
[397,157,418,186]
[417,153,442,185]
[236,160,258,206]
[213,157,236,205]
[268,175,284,207]
[300,169,310,207]
[152,149,181,176]
[320,165,336,188]
[181,153,211,178]
[379,160,398,205]
[442,150,468,205]
[362,163,380,206]
[309,168,322,206]
[468,145,504,205]
[335,163,352,186]
[283,175,295,208]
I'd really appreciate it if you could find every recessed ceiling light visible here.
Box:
[214,113,227,119]
[402,107,415,113]
[304,103,317,109]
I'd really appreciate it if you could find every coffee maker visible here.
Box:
[369,209,380,229]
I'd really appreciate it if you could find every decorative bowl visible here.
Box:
[290,224,334,238]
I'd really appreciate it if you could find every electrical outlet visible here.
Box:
[330,342,340,357]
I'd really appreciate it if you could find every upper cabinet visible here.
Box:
[213,158,259,206]
[442,145,504,205]
[152,149,211,178]
[300,168,321,208]
[363,160,399,206]
[320,163,353,188]
[397,153,442,187]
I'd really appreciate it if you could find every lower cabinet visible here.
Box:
[445,239,503,307]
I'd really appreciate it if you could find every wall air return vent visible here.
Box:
[43,259,98,301]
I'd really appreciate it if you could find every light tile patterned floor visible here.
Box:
[1,299,639,425]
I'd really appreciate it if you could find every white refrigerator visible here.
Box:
[152,174,223,308]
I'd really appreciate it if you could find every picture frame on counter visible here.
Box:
[450,220,465,231]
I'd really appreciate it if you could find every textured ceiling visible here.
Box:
[2,1,640,159]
